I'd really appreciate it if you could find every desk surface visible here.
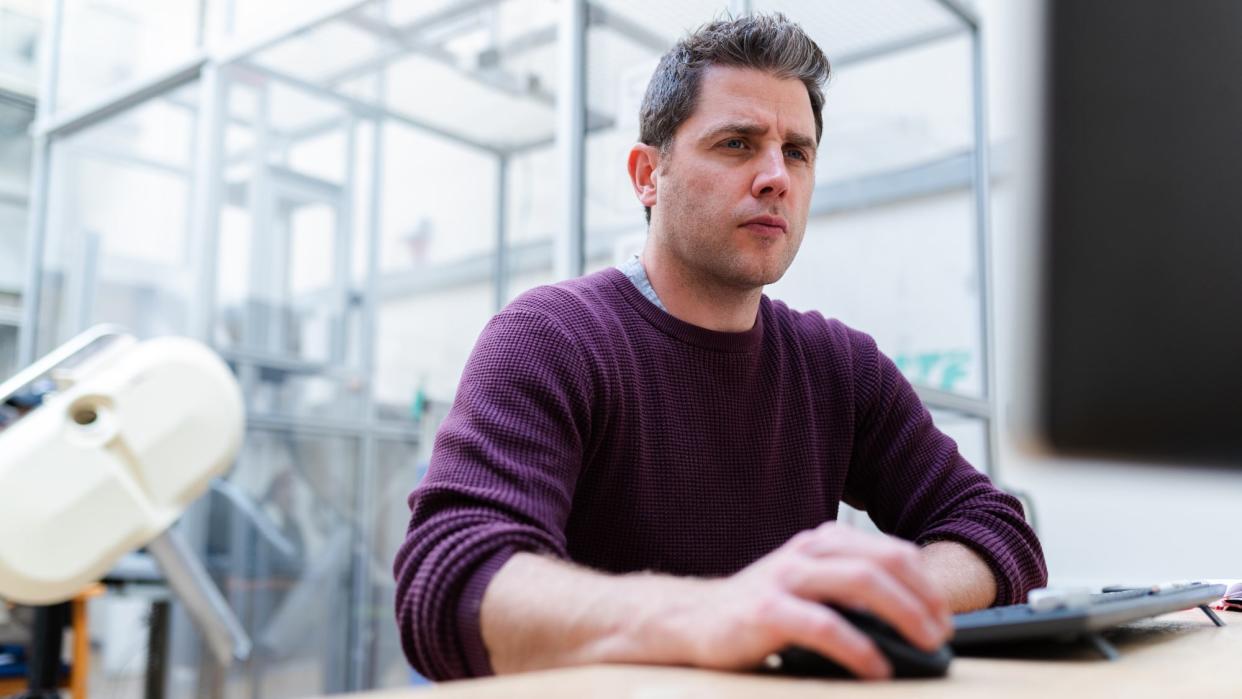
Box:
[362,609,1241,698]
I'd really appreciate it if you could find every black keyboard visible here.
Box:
[952,583,1225,649]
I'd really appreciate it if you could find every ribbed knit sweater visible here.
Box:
[393,267,1047,681]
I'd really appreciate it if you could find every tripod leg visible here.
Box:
[1198,604,1226,627]
[1083,632,1120,661]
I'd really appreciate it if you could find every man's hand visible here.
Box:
[482,522,953,680]
[681,522,952,679]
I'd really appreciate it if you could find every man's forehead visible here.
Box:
[686,66,815,138]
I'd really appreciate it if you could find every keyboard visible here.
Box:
[952,583,1226,649]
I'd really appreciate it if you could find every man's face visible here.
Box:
[650,65,817,291]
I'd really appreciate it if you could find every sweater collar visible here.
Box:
[605,267,765,353]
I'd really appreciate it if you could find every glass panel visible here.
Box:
[370,116,499,414]
[378,123,497,271]
[238,372,368,421]
[56,0,200,113]
[374,285,494,412]
[814,35,974,184]
[35,83,197,355]
[366,437,428,688]
[505,145,557,247]
[195,428,361,699]
[212,70,362,374]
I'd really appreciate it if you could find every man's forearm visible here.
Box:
[480,552,706,673]
[920,540,998,612]
[479,524,954,680]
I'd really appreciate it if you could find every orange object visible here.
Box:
[0,584,104,699]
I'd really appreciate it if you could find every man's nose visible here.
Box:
[751,147,790,199]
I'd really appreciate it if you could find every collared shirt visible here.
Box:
[615,254,666,311]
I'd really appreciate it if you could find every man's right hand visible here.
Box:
[481,522,952,679]
[679,522,953,679]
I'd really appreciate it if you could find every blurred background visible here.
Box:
[0,1,1237,698]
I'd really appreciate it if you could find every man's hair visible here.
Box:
[637,13,831,224]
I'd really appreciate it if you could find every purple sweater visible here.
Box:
[394,268,1046,681]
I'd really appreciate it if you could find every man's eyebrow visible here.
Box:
[785,132,818,153]
[700,121,767,142]
[700,121,818,153]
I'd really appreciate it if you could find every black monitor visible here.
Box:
[1038,0,1242,465]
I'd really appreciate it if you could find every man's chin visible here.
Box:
[720,264,790,291]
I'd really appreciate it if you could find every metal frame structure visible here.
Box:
[17,0,1012,694]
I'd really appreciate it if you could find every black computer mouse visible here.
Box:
[768,606,953,679]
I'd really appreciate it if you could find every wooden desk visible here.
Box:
[362,609,1239,698]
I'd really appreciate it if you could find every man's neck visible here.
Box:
[640,246,763,333]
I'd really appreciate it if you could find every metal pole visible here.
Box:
[25,603,69,698]
[144,599,171,699]
[17,0,66,367]
[494,155,509,311]
[555,0,586,280]
[36,56,206,141]
[171,66,229,699]
[934,0,981,29]
[238,60,500,156]
[188,62,226,344]
[245,81,273,356]
[72,232,99,332]
[332,121,357,366]
[968,22,1002,479]
[344,111,367,692]
[346,61,387,690]
[147,529,252,665]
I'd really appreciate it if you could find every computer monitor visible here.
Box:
[1037,0,1242,465]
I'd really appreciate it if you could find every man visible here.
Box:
[394,13,1046,682]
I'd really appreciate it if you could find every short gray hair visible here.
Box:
[638,13,831,223]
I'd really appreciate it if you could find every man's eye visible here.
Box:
[722,138,746,149]
[786,148,808,161]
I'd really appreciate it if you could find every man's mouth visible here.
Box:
[742,215,788,237]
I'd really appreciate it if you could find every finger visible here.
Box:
[792,526,951,630]
[792,529,951,632]
[778,556,950,651]
[761,594,891,680]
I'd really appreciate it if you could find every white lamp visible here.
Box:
[0,325,251,664]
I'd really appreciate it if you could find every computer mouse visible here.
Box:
[767,606,953,679]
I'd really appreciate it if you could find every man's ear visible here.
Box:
[628,143,660,210]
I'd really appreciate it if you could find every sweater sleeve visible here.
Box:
[841,328,1047,606]
[392,308,593,681]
